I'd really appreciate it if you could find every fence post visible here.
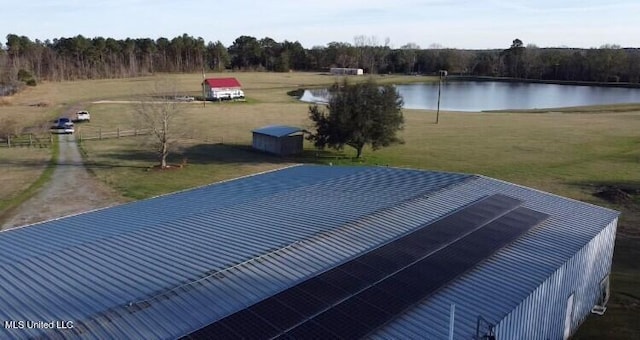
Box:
[50,134,53,145]
[99,128,102,140]
[117,127,120,138]
[29,134,33,147]
[7,134,10,147]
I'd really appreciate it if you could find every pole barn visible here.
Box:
[0,165,619,340]
[252,125,305,156]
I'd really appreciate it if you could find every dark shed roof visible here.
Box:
[252,125,305,138]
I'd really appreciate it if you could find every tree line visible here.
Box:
[1,34,639,84]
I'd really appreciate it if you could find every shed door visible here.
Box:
[563,293,575,340]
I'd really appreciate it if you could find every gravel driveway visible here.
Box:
[1,133,123,229]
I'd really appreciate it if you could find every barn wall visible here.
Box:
[279,135,303,155]
[495,218,618,340]
[252,133,278,154]
[252,133,303,156]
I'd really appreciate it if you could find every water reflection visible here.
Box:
[300,81,640,111]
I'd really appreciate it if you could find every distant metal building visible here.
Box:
[0,165,618,339]
[330,67,364,75]
[252,125,305,156]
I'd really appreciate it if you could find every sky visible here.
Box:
[2,0,639,49]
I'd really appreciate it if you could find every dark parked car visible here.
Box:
[51,117,74,134]
[53,117,74,127]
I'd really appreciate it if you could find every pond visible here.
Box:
[300,81,640,111]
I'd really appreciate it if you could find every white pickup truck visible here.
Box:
[75,110,90,122]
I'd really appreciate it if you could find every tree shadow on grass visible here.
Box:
[88,142,359,169]
[180,143,354,166]
[84,150,158,170]
[84,160,151,170]
[180,143,289,165]
[0,159,50,167]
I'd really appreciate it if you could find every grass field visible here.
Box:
[1,72,639,337]
[0,83,62,221]
[0,147,52,213]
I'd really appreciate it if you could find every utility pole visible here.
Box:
[202,66,206,108]
[435,69,447,124]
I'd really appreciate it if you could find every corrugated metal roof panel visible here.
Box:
[1,165,473,339]
[0,166,617,339]
[371,176,618,339]
[252,125,305,137]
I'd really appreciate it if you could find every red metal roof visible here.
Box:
[204,77,242,88]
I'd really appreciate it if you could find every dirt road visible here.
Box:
[1,133,123,229]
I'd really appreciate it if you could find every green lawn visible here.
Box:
[0,146,54,222]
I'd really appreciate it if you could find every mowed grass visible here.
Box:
[0,85,63,218]
[78,102,322,200]
[368,110,639,200]
[76,72,425,198]
[0,72,384,210]
[80,137,296,199]
[83,98,639,203]
[0,147,52,210]
[1,72,639,336]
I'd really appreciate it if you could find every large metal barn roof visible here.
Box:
[0,165,618,339]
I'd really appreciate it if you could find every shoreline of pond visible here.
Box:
[448,75,640,89]
[298,79,640,111]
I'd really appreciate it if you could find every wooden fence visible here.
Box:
[1,130,226,147]
[0,134,53,148]
[78,128,153,141]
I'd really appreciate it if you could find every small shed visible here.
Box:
[252,125,305,156]
[203,77,244,100]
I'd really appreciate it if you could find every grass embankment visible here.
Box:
[0,138,58,227]
[485,103,640,114]
[451,75,640,89]
[0,82,73,224]
[1,72,638,336]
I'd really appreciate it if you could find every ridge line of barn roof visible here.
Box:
[376,165,474,178]
[127,168,472,299]
[8,166,474,336]
[0,164,305,233]
[1,203,119,233]
[476,174,620,216]
[252,125,308,138]
[125,169,477,331]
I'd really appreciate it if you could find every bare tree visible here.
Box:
[354,35,380,73]
[134,81,185,169]
[401,43,420,73]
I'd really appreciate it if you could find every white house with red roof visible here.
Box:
[203,77,245,100]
